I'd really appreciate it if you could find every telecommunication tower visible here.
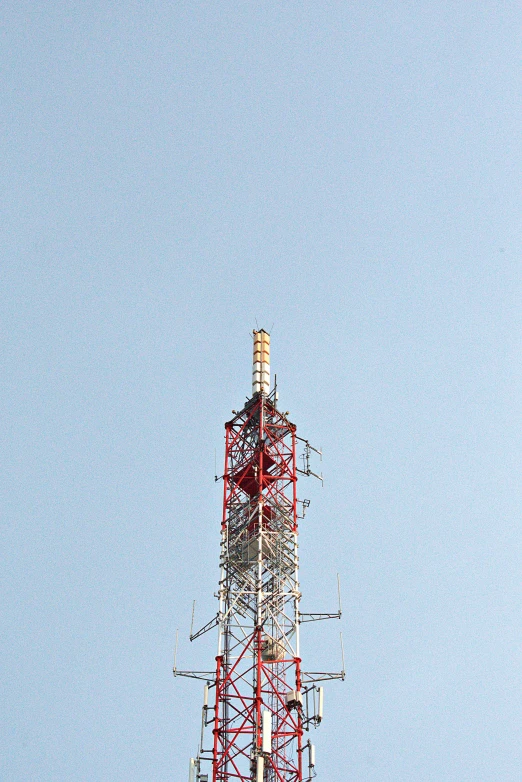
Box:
[174,330,344,781]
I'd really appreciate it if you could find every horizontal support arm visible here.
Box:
[190,613,219,642]
[173,669,216,682]
[299,611,341,623]
[301,671,345,683]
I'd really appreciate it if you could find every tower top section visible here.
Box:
[252,329,270,396]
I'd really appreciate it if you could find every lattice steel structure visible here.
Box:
[174,331,343,782]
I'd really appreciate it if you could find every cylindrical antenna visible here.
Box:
[337,573,343,617]
[340,631,346,679]
[252,329,270,395]
[317,686,324,721]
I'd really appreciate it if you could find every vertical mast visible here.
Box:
[174,331,343,781]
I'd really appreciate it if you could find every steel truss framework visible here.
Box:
[175,380,343,781]
[214,391,301,781]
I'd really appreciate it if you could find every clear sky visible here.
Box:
[1,2,521,780]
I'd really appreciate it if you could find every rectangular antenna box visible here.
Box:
[285,690,303,709]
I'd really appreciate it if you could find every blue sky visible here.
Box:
[1,2,521,779]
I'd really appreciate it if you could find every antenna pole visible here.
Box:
[173,628,178,673]
[190,601,195,640]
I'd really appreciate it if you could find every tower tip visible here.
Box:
[252,329,270,395]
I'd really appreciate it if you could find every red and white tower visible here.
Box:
[174,331,343,781]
